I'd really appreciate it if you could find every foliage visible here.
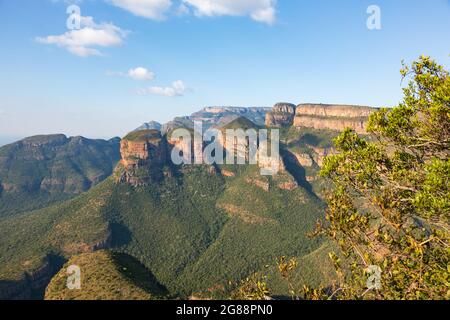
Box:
[123,130,161,142]
[0,160,329,299]
[45,250,167,300]
[318,56,450,300]
[231,273,270,300]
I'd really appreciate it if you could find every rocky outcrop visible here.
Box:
[294,104,376,134]
[192,107,270,129]
[292,152,314,167]
[137,107,271,134]
[294,115,368,134]
[265,102,376,133]
[0,256,60,300]
[278,181,298,191]
[135,121,162,132]
[296,104,374,118]
[265,103,297,127]
[245,177,270,191]
[118,130,167,186]
[308,145,337,167]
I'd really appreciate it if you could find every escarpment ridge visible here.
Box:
[266,103,378,133]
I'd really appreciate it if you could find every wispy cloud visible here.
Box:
[107,0,172,20]
[107,67,156,81]
[137,80,188,96]
[182,0,277,25]
[35,16,128,57]
[105,0,276,24]
[128,67,155,80]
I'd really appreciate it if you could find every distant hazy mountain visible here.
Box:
[134,121,162,132]
[0,134,120,217]
[137,106,271,134]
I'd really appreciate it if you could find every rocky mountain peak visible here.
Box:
[118,130,167,186]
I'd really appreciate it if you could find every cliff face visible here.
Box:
[294,116,368,134]
[294,104,375,134]
[118,130,167,186]
[295,104,374,118]
[0,255,63,300]
[265,102,376,133]
[265,103,297,127]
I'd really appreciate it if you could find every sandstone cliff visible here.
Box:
[294,104,376,134]
[117,130,167,186]
[265,103,297,127]
[265,102,376,133]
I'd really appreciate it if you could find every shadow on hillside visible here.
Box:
[110,222,133,247]
[111,252,169,297]
[280,146,317,198]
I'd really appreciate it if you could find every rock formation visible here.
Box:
[265,103,297,127]
[292,152,314,167]
[294,104,376,134]
[265,102,376,134]
[118,130,167,186]
[137,106,271,134]
[134,121,162,132]
[119,102,377,186]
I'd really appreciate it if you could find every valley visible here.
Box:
[0,103,376,300]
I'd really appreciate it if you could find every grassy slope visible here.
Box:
[0,179,113,282]
[102,165,228,296]
[0,128,341,299]
[45,250,166,300]
[178,165,326,297]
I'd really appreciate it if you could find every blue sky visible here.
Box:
[0,0,449,141]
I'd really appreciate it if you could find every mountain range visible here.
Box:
[136,106,271,134]
[0,103,376,300]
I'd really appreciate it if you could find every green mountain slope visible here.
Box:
[0,162,329,299]
[0,178,114,299]
[45,250,167,300]
[0,123,348,300]
[0,135,120,217]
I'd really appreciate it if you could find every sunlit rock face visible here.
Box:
[118,130,167,186]
[265,103,297,127]
[294,104,376,134]
[266,102,376,133]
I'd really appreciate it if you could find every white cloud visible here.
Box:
[128,67,155,80]
[138,80,188,96]
[106,67,155,80]
[182,0,276,24]
[36,16,127,57]
[108,0,172,20]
